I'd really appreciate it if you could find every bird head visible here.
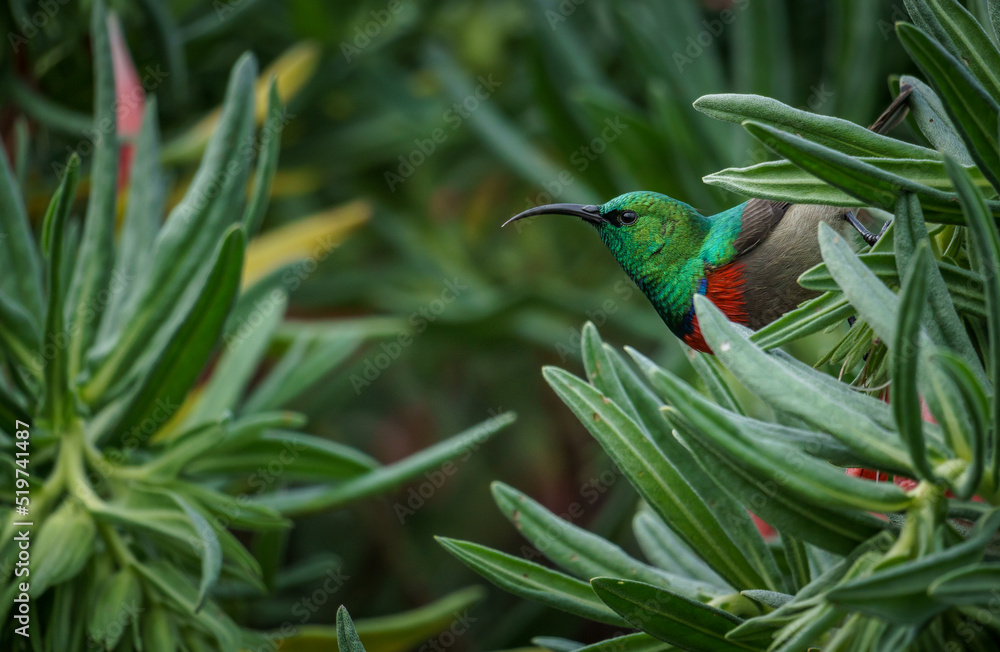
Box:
[503,191,706,259]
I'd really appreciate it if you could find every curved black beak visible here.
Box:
[502,203,605,228]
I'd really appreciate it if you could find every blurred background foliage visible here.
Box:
[0,0,965,647]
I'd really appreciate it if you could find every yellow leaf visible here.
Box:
[162,41,321,163]
[243,200,371,286]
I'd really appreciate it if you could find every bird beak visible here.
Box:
[501,203,605,228]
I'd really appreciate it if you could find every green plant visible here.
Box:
[0,1,514,648]
[440,1,1000,650]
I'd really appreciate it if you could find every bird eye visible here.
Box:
[619,210,638,225]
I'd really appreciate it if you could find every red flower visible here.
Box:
[108,13,144,189]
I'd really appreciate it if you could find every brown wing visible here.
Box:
[731,198,791,258]
[721,88,910,265]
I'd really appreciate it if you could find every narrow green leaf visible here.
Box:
[740,590,793,610]
[632,509,730,589]
[581,322,641,424]
[0,288,43,388]
[650,363,912,513]
[923,0,1000,103]
[750,292,853,350]
[894,192,985,385]
[991,0,1000,44]
[177,483,290,531]
[666,409,886,555]
[689,294,911,470]
[437,538,627,627]
[83,53,258,403]
[905,0,958,51]
[590,578,758,651]
[88,568,142,650]
[600,344,678,452]
[892,241,938,481]
[188,431,378,480]
[168,493,222,611]
[902,75,974,164]
[102,227,245,443]
[768,601,843,652]
[946,156,1000,487]
[351,586,483,652]
[688,352,744,416]
[243,80,283,238]
[532,637,583,652]
[543,365,771,591]
[572,633,669,652]
[898,21,1000,191]
[148,411,302,476]
[66,0,118,378]
[183,285,288,427]
[704,158,1000,223]
[492,482,723,599]
[933,351,988,498]
[798,252,986,319]
[30,499,96,597]
[728,535,893,640]
[337,607,368,652]
[97,96,166,345]
[928,562,1000,604]
[743,121,946,212]
[254,413,515,515]
[37,154,80,427]
[132,560,242,649]
[0,135,42,325]
[781,534,811,593]
[694,94,939,159]
[829,510,1000,623]
[241,332,361,414]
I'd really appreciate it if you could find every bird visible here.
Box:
[503,88,912,353]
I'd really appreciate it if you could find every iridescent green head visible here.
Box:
[504,191,720,331]
[503,191,709,261]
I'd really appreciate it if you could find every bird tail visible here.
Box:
[867,83,913,135]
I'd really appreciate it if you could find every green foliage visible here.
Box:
[442,1,1000,650]
[0,2,513,649]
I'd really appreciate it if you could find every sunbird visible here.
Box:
[504,89,912,352]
